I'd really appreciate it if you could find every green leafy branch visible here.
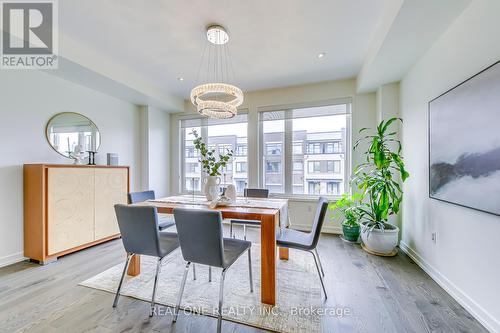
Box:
[191,130,233,177]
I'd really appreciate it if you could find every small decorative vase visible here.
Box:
[225,184,237,203]
[203,176,221,201]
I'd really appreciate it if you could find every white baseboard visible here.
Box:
[0,252,26,268]
[399,241,499,333]
[291,223,341,234]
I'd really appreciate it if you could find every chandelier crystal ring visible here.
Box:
[190,24,243,119]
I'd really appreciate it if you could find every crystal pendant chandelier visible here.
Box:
[190,25,243,119]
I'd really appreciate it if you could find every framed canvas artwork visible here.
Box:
[429,60,500,216]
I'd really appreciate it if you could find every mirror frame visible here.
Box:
[45,112,101,159]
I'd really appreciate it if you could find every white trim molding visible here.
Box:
[399,241,499,333]
[291,223,341,234]
[0,252,26,268]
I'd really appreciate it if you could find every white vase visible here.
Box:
[360,221,399,255]
[203,176,221,201]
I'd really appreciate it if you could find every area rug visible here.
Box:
[79,245,322,332]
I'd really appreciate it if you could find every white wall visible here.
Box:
[0,70,142,267]
[171,79,377,233]
[140,106,171,197]
[400,0,500,331]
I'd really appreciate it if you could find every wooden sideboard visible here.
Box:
[24,164,129,264]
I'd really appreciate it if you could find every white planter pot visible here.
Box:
[203,176,221,201]
[360,221,399,255]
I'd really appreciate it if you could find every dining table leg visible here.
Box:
[127,254,141,276]
[260,212,278,306]
[279,247,289,260]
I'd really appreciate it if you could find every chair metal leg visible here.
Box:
[243,224,247,240]
[113,253,132,308]
[217,269,227,333]
[314,248,325,277]
[247,248,253,292]
[209,266,212,282]
[229,221,233,238]
[149,257,163,317]
[310,251,328,299]
[192,263,196,280]
[173,262,191,323]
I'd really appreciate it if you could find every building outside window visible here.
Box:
[259,102,349,196]
[236,162,247,172]
[180,114,247,194]
[266,143,282,155]
[308,161,321,173]
[293,142,303,155]
[307,142,322,154]
[186,163,199,173]
[185,146,198,158]
[293,161,303,171]
[236,144,247,156]
[218,144,232,155]
[236,180,246,193]
[327,182,340,195]
[308,181,321,195]
[266,161,282,173]
[333,141,342,153]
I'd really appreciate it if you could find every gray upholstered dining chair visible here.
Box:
[276,197,329,299]
[229,188,269,240]
[128,190,175,230]
[172,208,253,332]
[113,204,180,316]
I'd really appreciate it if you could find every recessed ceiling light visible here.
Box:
[317,53,326,59]
[178,77,184,81]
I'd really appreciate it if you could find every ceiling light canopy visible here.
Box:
[190,24,243,119]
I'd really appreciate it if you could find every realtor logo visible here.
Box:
[1,0,58,69]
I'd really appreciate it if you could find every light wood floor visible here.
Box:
[0,227,487,333]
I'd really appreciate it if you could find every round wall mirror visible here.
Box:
[46,112,101,159]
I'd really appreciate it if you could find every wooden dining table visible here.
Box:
[128,196,289,306]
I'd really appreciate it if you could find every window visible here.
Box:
[327,182,340,195]
[236,162,247,172]
[236,180,246,193]
[236,144,247,156]
[260,102,349,196]
[307,142,321,154]
[308,161,321,173]
[293,142,303,155]
[266,161,282,173]
[186,163,199,173]
[293,161,303,171]
[185,146,198,158]
[185,178,200,192]
[218,144,232,155]
[266,143,282,155]
[308,181,321,195]
[180,114,247,193]
[333,141,342,153]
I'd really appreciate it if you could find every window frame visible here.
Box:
[258,99,351,199]
[179,111,249,195]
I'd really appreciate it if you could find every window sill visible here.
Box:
[269,194,341,202]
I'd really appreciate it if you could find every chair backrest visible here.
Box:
[244,188,269,198]
[173,208,225,268]
[307,197,329,249]
[114,204,163,257]
[128,190,155,204]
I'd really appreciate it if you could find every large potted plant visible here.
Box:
[192,130,233,200]
[352,118,409,255]
[329,193,363,242]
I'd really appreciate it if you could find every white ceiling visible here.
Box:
[60,0,390,99]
